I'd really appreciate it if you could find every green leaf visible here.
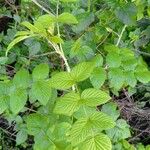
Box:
[58,13,78,24]
[6,35,33,56]
[91,54,103,67]
[115,3,137,25]
[102,102,120,121]
[15,31,31,37]
[81,133,112,150]
[21,21,39,32]
[0,96,9,114]
[49,36,64,43]
[70,112,115,146]
[108,68,125,90]
[135,71,150,84]
[71,62,94,82]
[122,58,137,71]
[16,130,28,145]
[30,80,52,105]
[106,119,131,142]
[72,12,95,34]
[32,63,49,81]
[53,122,71,141]
[54,88,110,116]
[10,88,27,114]
[54,92,80,116]
[70,45,94,62]
[81,88,111,107]
[13,69,30,88]
[0,57,8,65]
[124,71,137,87]
[89,112,115,129]
[104,45,120,54]
[34,131,55,150]
[90,67,106,89]
[49,72,75,90]
[106,52,121,68]
[34,14,55,29]
[26,113,49,135]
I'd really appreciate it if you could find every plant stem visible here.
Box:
[88,0,91,12]
[32,0,54,16]
[56,0,75,91]
[116,25,127,46]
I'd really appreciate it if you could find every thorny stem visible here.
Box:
[116,25,127,46]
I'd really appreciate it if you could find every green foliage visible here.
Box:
[0,0,150,149]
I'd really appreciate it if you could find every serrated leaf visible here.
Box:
[32,63,49,81]
[34,130,55,150]
[26,113,49,135]
[106,52,121,68]
[54,88,110,116]
[108,68,125,90]
[81,88,111,106]
[89,112,115,129]
[16,130,28,145]
[122,58,137,71]
[91,54,103,67]
[10,88,27,114]
[13,69,30,88]
[70,112,115,146]
[71,62,94,82]
[70,117,93,145]
[53,122,71,141]
[0,96,8,114]
[72,12,95,34]
[70,45,94,62]
[102,102,120,121]
[58,13,78,24]
[115,3,137,25]
[0,57,8,65]
[124,71,137,87]
[81,133,112,150]
[90,67,106,89]
[106,119,131,142]
[49,72,75,90]
[135,71,150,84]
[54,92,80,116]
[34,14,55,29]
[104,45,120,53]
[31,80,52,105]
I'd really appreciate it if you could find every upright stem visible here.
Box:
[56,0,75,91]
[56,0,71,72]
[88,0,91,12]
[31,0,75,90]
[116,25,127,46]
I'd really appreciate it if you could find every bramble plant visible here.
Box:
[0,0,150,149]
